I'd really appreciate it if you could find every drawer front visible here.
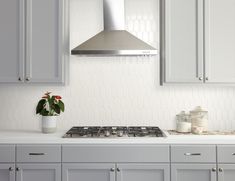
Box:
[17,145,61,162]
[0,145,15,162]
[63,145,169,163]
[218,145,235,163]
[171,145,216,163]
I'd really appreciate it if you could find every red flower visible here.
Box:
[55,96,62,100]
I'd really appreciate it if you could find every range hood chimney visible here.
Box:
[71,0,158,56]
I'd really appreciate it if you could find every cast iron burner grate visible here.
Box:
[63,126,165,138]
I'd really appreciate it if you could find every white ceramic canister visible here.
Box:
[190,106,208,131]
[42,116,57,133]
[176,111,191,133]
[176,122,192,133]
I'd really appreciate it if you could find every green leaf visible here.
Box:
[58,100,65,112]
[36,99,46,114]
[54,104,61,114]
[40,109,49,116]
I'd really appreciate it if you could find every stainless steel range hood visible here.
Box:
[71,0,157,56]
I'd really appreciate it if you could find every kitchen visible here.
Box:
[0,0,235,181]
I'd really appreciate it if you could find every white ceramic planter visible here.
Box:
[42,116,57,133]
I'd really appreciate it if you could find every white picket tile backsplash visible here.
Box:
[0,0,235,131]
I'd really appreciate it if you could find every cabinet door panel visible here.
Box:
[0,0,24,83]
[16,164,60,181]
[205,0,235,83]
[0,164,15,181]
[25,0,64,83]
[218,164,235,181]
[171,164,216,181]
[163,0,204,83]
[117,164,169,181]
[62,163,115,181]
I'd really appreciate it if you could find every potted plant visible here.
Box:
[36,92,65,133]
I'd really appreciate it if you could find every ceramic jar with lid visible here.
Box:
[176,111,191,133]
[190,106,208,132]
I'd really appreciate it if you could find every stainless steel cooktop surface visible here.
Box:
[63,126,166,138]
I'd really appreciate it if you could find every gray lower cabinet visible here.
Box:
[62,163,169,181]
[171,164,217,181]
[0,164,15,181]
[16,164,61,181]
[117,164,169,181]
[62,163,115,181]
[218,164,235,181]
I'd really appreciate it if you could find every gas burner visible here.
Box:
[128,127,164,137]
[63,126,165,138]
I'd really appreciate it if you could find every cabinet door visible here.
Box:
[163,0,204,83]
[0,164,15,181]
[62,163,115,181]
[16,164,60,181]
[205,0,235,83]
[218,164,235,181]
[25,0,65,83]
[0,0,24,83]
[171,164,216,181]
[117,164,169,181]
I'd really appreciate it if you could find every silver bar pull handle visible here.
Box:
[232,153,235,156]
[184,153,201,156]
[29,153,45,156]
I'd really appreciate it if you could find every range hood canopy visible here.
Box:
[71,0,158,56]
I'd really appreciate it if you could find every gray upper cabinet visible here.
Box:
[62,163,115,181]
[0,164,15,181]
[25,0,65,83]
[0,0,24,83]
[171,164,217,181]
[16,164,61,181]
[162,0,204,83]
[204,0,235,83]
[0,0,67,84]
[162,0,235,84]
[117,164,169,181]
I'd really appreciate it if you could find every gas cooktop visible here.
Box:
[63,126,166,138]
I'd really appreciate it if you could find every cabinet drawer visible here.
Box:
[171,145,216,163]
[62,145,169,163]
[17,145,61,162]
[218,145,235,163]
[0,145,15,162]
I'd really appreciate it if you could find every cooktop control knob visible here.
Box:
[117,130,124,137]
[104,130,111,137]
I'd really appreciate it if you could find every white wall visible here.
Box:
[0,0,235,131]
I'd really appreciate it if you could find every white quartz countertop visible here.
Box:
[0,130,235,144]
